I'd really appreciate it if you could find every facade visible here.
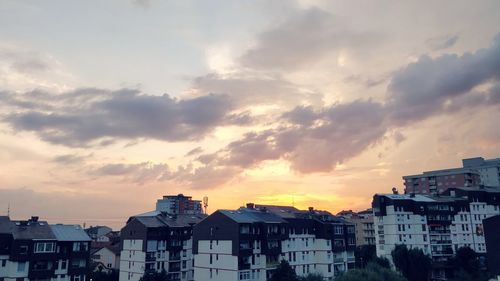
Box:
[119,212,206,281]
[403,156,500,195]
[155,194,202,215]
[484,215,500,280]
[403,168,481,195]
[0,216,91,281]
[463,157,500,187]
[372,186,500,280]
[91,246,120,273]
[192,204,355,281]
[337,209,375,246]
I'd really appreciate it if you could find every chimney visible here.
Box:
[308,207,314,213]
[30,216,39,222]
[246,203,255,209]
[392,187,399,195]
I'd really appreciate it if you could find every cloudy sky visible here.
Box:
[1,0,500,229]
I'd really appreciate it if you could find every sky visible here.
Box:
[1,0,500,229]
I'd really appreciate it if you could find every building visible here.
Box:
[484,215,500,280]
[462,157,500,187]
[372,186,500,280]
[403,168,481,195]
[91,245,120,273]
[155,194,202,215]
[85,226,113,243]
[403,156,500,195]
[119,211,206,281]
[0,216,91,281]
[337,209,375,246]
[192,204,355,281]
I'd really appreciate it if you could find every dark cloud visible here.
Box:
[239,8,378,70]
[185,147,203,157]
[0,47,50,74]
[2,89,237,147]
[388,35,500,125]
[426,34,459,51]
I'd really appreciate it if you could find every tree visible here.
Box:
[391,245,431,281]
[372,256,391,269]
[269,260,299,281]
[448,247,490,281]
[138,270,168,281]
[299,273,324,281]
[90,269,119,281]
[335,262,407,281]
[355,245,377,268]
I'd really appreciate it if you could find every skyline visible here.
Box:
[1,0,500,229]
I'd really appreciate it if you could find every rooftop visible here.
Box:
[50,224,91,242]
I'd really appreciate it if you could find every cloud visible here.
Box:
[52,154,89,165]
[239,8,377,71]
[2,88,237,147]
[426,34,459,51]
[387,34,500,125]
[91,162,170,185]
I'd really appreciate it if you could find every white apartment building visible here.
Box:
[372,186,500,280]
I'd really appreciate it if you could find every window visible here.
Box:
[17,262,26,272]
[61,260,67,270]
[1,260,6,267]
[334,226,343,235]
[35,242,55,253]
[72,242,88,252]
[72,275,81,281]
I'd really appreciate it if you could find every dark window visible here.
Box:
[1,260,6,267]
[16,278,24,281]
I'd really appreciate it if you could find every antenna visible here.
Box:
[203,196,208,214]
[292,196,295,207]
[7,202,10,217]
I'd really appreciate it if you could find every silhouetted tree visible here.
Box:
[299,273,324,281]
[448,247,490,281]
[335,262,407,281]
[391,245,431,281]
[90,268,119,281]
[269,260,299,281]
[372,256,391,269]
[355,245,376,268]
[138,270,168,281]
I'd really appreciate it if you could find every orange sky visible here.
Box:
[1,0,500,230]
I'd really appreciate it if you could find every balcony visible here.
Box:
[430,240,452,245]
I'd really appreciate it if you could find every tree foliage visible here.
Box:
[355,245,377,268]
[391,245,431,281]
[448,247,490,281]
[90,269,119,281]
[335,262,407,281]
[299,273,324,281]
[138,270,168,281]
[270,260,299,281]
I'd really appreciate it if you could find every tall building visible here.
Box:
[119,212,206,281]
[403,156,500,195]
[372,186,500,280]
[192,204,355,281]
[155,194,203,215]
[337,209,375,246]
[403,168,481,195]
[0,216,91,281]
[462,157,500,187]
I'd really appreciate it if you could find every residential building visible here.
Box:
[192,204,356,281]
[155,194,202,215]
[337,209,375,246]
[0,216,91,281]
[484,215,500,280]
[85,226,113,243]
[403,156,500,195]
[372,186,500,280]
[403,168,481,195]
[462,157,500,187]
[91,245,120,273]
[119,211,206,281]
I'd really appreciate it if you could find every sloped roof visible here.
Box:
[10,220,56,240]
[50,224,91,241]
[218,208,287,224]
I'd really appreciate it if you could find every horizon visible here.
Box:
[1,0,500,231]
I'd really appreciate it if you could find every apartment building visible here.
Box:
[119,211,206,281]
[463,157,500,187]
[337,209,375,246]
[0,216,91,281]
[372,186,500,280]
[403,156,500,195]
[155,194,202,215]
[192,204,355,281]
